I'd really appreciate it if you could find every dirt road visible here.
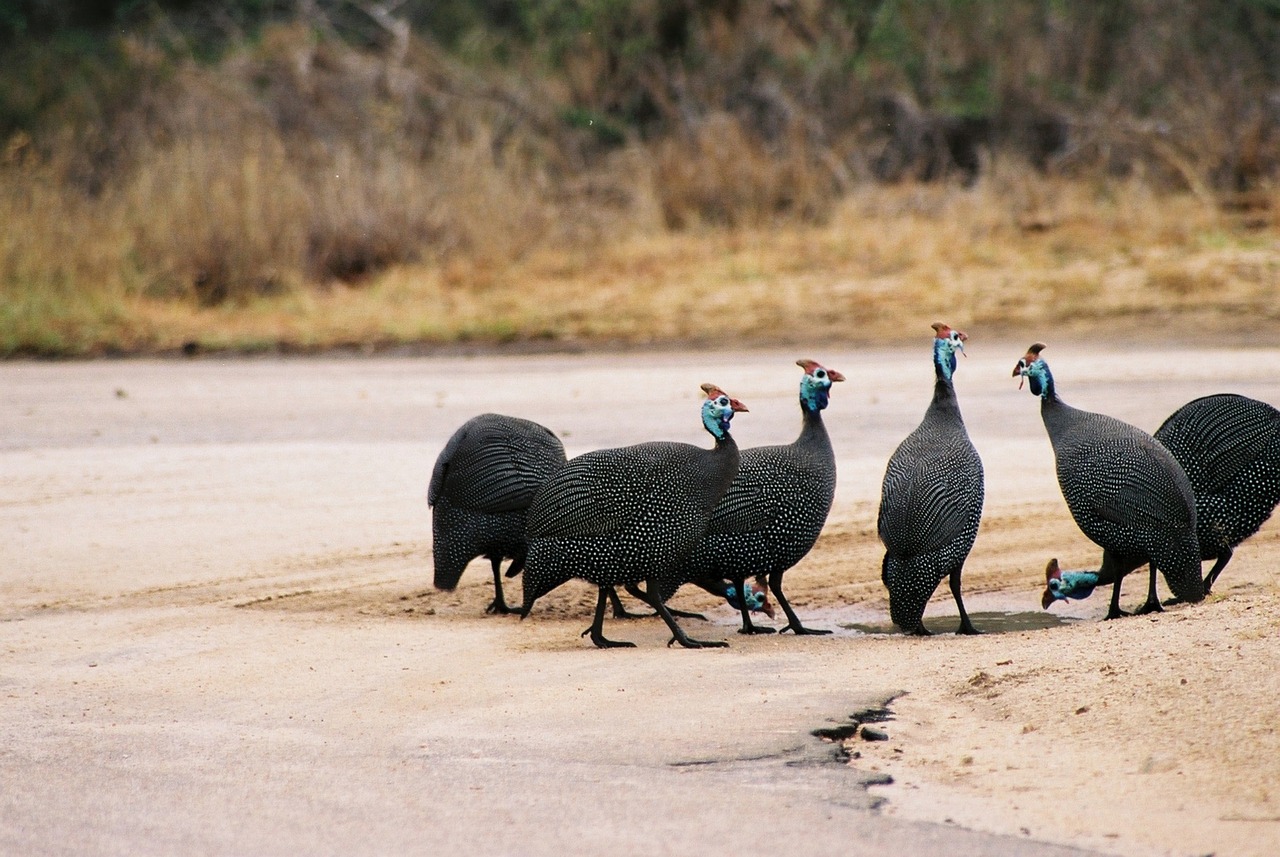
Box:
[3,343,1278,856]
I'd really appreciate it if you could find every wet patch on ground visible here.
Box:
[840,610,1079,636]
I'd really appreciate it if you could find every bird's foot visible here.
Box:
[1103,607,1132,620]
[780,624,832,635]
[581,628,636,648]
[485,600,514,615]
[1134,599,1164,616]
[956,622,983,636]
[737,625,776,635]
[666,636,729,649]
[907,625,933,637]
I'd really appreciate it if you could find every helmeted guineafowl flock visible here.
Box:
[424,331,1275,647]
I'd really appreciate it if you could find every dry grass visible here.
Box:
[2,139,1278,356]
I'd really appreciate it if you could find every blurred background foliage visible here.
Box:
[0,0,1278,352]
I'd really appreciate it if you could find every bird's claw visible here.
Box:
[667,636,729,649]
[780,624,832,635]
[582,627,635,648]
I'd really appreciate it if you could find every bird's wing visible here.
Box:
[1164,399,1279,493]
[1061,433,1192,533]
[878,435,983,556]
[432,418,564,512]
[525,450,656,539]
[704,454,785,535]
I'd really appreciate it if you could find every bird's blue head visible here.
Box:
[931,322,968,380]
[1013,343,1052,398]
[1041,558,1099,609]
[700,383,748,440]
[797,359,845,412]
[724,578,775,618]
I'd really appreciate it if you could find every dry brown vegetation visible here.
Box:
[2,3,1279,355]
[6,158,1276,356]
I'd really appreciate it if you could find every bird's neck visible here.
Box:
[930,375,961,417]
[798,400,828,440]
[1036,366,1057,401]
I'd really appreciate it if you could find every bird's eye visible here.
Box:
[1049,579,1061,592]
[717,396,729,407]
[815,369,826,379]
[951,332,962,343]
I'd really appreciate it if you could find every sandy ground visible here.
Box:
[2,342,1278,856]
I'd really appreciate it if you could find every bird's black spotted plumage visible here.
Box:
[674,360,844,635]
[428,413,566,614]
[521,385,747,648]
[878,323,985,635]
[1017,344,1204,618]
[1153,393,1280,595]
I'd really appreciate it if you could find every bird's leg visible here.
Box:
[1104,582,1131,620]
[1104,581,1131,620]
[626,582,706,621]
[735,575,775,635]
[1134,564,1164,615]
[1099,553,1131,620]
[1203,547,1231,594]
[770,570,831,635]
[581,587,636,648]
[608,585,654,619]
[949,567,982,635]
[649,577,727,649]
[485,557,514,615]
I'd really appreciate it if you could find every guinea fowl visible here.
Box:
[521,384,747,649]
[673,359,845,635]
[428,413,566,614]
[1155,394,1280,596]
[1046,393,1280,612]
[878,323,985,635]
[1015,343,1204,618]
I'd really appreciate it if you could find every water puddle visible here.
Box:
[702,591,1096,637]
[840,609,1078,636]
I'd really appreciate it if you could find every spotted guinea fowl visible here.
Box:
[878,323,985,635]
[521,384,747,648]
[672,360,844,635]
[428,413,566,614]
[1154,394,1280,596]
[1016,344,1204,618]
[1046,393,1280,612]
